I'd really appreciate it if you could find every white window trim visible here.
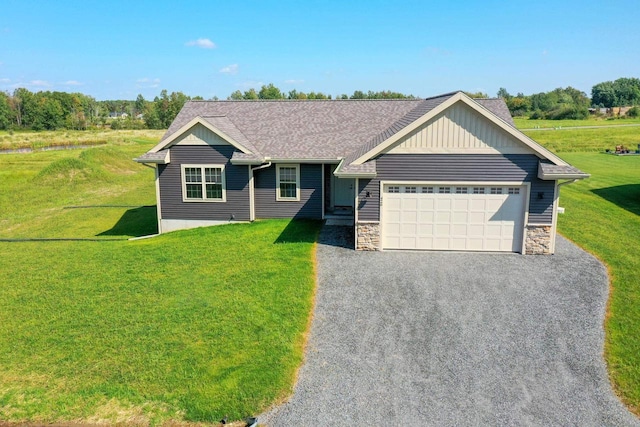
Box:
[181,164,227,202]
[276,164,300,201]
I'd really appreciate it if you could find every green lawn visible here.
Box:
[514,116,640,130]
[522,126,640,153]
[551,152,640,415]
[0,142,321,424]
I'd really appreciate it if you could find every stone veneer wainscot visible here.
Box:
[356,222,381,251]
[525,225,552,255]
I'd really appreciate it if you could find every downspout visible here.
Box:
[550,178,579,254]
[557,179,578,188]
[138,162,163,234]
[249,162,272,221]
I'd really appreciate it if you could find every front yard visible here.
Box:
[0,142,321,424]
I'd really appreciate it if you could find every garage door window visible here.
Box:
[455,187,468,194]
[438,187,451,194]
[421,186,434,193]
[508,187,520,194]
[473,187,485,194]
[490,187,503,194]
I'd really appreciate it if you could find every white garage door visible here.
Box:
[382,184,526,252]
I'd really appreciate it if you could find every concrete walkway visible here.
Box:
[261,226,639,426]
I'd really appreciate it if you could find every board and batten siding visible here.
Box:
[254,164,322,219]
[386,102,530,154]
[357,154,554,224]
[158,145,251,221]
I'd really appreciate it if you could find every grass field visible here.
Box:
[0,129,165,151]
[534,127,640,415]
[521,126,640,153]
[0,136,321,425]
[514,116,640,130]
[1,124,640,423]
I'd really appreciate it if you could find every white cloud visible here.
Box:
[136,77,161,88]
[219,64,239,75]
[284,79,304,85]
[0,78,9,83]
[63,80,83,86]
[29,80,50,87]
[542,49,549,56]
[186,38,216,49]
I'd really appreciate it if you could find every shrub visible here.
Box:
[627,106,640,118]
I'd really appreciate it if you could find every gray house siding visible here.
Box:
[357,154,554,224]
[254,164,322,219]
[158,145,251,221]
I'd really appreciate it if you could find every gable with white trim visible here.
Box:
[173,123,230,147]
[385,101,534,155]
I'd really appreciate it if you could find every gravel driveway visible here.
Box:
[262,226,639,426]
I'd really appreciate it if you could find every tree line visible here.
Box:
[1,78,639,131]
[498,77,640,119]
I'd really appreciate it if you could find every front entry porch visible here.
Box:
[324,164,355,225]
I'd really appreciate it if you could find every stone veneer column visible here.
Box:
[356,222,381,251]
[525,225,552,254]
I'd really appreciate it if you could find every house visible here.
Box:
[134,91,588,254]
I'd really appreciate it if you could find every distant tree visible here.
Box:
[627,106,640,117]
[33,96,64,130]
[143,102,162,129]
[612,77,640,106]
[350,90,366,99]
[288,89,307,99]
[464,91,489,99]
[167,91,190,124]
[228,90,243,100]
[243,88,259,100]
[258,83,283,99]
[0,91,11,129]
[497,87,511,99]
[134,94,146,115]
[307,91,329,99]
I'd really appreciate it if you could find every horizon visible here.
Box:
[1,0,639,101]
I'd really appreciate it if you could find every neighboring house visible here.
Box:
[135,91,588,254]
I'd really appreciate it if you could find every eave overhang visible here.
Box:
[134,150,170,164]
[538,162,590,180]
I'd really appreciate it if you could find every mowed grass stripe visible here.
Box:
[0,221,321,423]
[0,138,322,424]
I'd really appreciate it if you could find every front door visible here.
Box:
[334,177,355,209]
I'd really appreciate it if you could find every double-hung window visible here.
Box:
[181,164,226,202]
[276,164,300,201]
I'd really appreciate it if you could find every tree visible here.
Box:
[0,91,11,129]
[464,91,488,99]
[228,90,243,100]
[497,88,511,99]
[258,83,283,99]
[33,96,64,130]
[134,94,146,115]
[243,88,259,100]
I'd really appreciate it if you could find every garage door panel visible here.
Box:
[436,199,451,210]
[453,199,469,210]
[418,199,435,210]
[452,224,468,235]
[419,211,434,223]
[452,211,469,223]
[382,184,525,252]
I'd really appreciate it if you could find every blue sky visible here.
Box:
[1,0,638,101]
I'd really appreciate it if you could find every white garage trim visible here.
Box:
[380,180,530,253]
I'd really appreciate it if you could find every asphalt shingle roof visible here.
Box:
[157,92,517,163]
[539,162,590,178]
